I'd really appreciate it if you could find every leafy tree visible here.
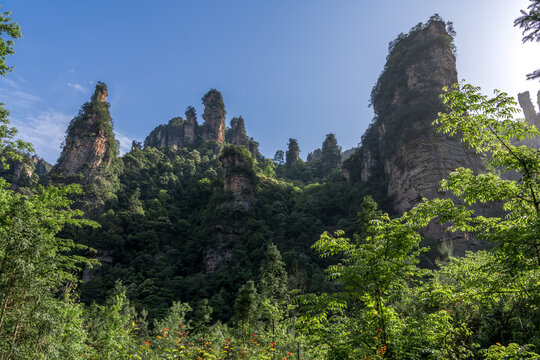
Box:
[191,299,213,336]
[0,9,20,77]
[0,11,32,167]
[297,83,540,358]
[84,282,138,359]
[0,180,99,357]
[259,243,288,343]
[297,196,433,358]
[0,9,100,358]
[435,83,540,272]
[259,243,288,301]
[515,0,540,80]
[233,280,259,341]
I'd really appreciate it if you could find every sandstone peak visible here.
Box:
[91,81,108,103]
[220,145,256,210]
[345,16,484,253]
[225,116,249,147]
[51,81,122,215]
[202,89,226,143]
[518,90,540,148]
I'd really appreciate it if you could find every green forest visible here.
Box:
[1,2,540,359]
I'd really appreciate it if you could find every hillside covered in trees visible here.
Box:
[1,3,540,359]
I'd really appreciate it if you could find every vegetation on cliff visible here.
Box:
[1,5,540,359]
[50,82,123,214]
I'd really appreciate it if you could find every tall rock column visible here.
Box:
[184,106,198,145]
[321,133,342,177]
[220,145,256,210]
[225,116,249,146]
[345,17,485,251]
[56,82,118,177]
[285,138,300,166]
[202,89,226,143]
[518,90,540,149]
[51,82,122,215]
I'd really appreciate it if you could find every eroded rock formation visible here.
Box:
[344,17,485,249]
[307,148,321,163]
[184,106,198,145]
[321,133,342,177]
[202,89,226,143]
[220,145,256,210]
[0,154,51,188]
[518,90,540,149]
[51,82,122,215]
[226,117,249,147]
[56,82,119,178]
[286,138,300,166]
[144,117,185,149]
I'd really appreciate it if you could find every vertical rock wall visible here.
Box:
[345,18,485,248]
[184,106,198,145]
[51,82,122,215]
[518,90,540,149]
[56,83,118,178]
[220,146,256,210]
[202,89,226,143]
[225,117,249,146]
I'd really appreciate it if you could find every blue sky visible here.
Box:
[1,0,539,163]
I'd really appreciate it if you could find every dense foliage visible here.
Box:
[1,6,540,359]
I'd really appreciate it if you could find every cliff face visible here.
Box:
[321,133,342,177]
[220,146,256,210]
[344,18,484,242]
[33,156,51,177]
[144,117,185,149]
[184,106,198,145]
[307,148,321,163]
[51,82,122,214]
[0,154,51,189]
[202,89,226,143]
[144,106,201,149]
[286,138,300,166]
[225,117,249,147]
[56,83,119,178]
[518,90,540,148]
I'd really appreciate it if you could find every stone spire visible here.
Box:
[201,89,226,143]
[184,106,198,145]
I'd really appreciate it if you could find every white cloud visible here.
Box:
[115,130,138,155]
[67,82,89,93]
[0,78,19,88]
[0,87,43,109]
[13,75,26,83]
[10,110,72,163]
